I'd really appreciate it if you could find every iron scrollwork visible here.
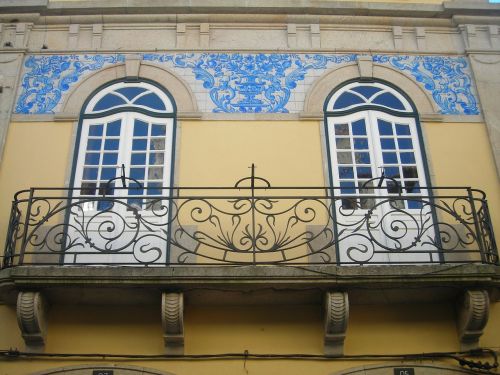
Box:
[2,170,498,267]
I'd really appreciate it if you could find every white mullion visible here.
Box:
[119,113,133,199]
[367,111,384,183]
[145,118,152,194]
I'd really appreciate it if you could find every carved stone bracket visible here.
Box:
[161,292,184,354]
[16,291,48,351]
[324,291,349,356]
[456,289,490,351]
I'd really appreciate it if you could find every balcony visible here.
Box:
[3,174,497,268]
[1,174,499,353]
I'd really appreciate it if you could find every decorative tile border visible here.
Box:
[15,53,479,115]
[373,55,479,115]
[16,54,125,114]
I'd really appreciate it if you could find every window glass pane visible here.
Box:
[85,153,100,165]
[98,182,114,196]
[341,198,357,210]
[334,124,349,135]
[352,119,366,135]
[338,167,354,179]
[88,124,103,136]
[354,152,370,164]
[382,152,398,164]
[350,86,381,100]
[132,139,148,151]
[97,199,114,211]
[152,124,167,136]
[380,138,395,150]
[86,139,102,151]
[104,139,119,150]
[128,186,143,196]
[353,138,368,150]
[149,153,164,165]
[403,166,418,179]
[336,138,350,149]
[106,120,121,136]
[398,138,413,149]
[101,167,116,181]
[148,167,164,180]
[82,168,98,180]
[147,182,162,195]
[337,152,352,164]
[333,92,365,110]
[81,182,97,195]
[131,153,146,165]
[127,198,143,210]
[407,200,423,209]
[150,139,165,151]
[102,153,118,165]
[396,124,411,135]
[340,181,355,194]
[94,93,126,112]
[115,87,147,101]
[356,167,372,179]
[134,120,149,136]
[378,120,393,135]
[372,92,406,111]
[130,167,145,180]
[134,93,167,111]
[387,181,401,194]
[384,167,400,179]
[405,180,420,194]
[359,180,374,194]
[400,152,416,164]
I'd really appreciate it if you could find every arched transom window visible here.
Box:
[73,81,176,210]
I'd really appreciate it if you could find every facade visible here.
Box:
[0,0,499,374]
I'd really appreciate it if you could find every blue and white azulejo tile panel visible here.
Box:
[15,53,479,115]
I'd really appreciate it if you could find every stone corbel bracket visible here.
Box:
[456,289,490,351]
[16,291,49,351]
[162,292,184,354]
[324,291,349,356]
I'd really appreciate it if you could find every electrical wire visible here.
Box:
[0,348,498,373]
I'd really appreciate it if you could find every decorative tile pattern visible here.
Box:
[143,53,356,113]
[14,53,479,115]
[16,54,125,114]
[373,55,479,115]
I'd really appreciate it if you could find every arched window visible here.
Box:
[72,80,176,210]
[324,80,434,263]
[67,80,176,265]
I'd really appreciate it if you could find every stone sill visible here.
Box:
[0,264,498,305]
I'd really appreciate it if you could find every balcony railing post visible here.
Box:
[250,165,257,265]
[479,196,498,264]
[17,188,35,266]
[3,201,20,267]
[467,188,486,264]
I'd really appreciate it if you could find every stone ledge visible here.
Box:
[0,264,498,305]
[0,0,498,18]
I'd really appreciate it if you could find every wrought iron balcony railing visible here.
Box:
[2,174,498,267]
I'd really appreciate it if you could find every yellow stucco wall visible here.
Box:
[0,302,498,375]
[1,119,498,243]
[0,119,498,374]
[0,122,73,248]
